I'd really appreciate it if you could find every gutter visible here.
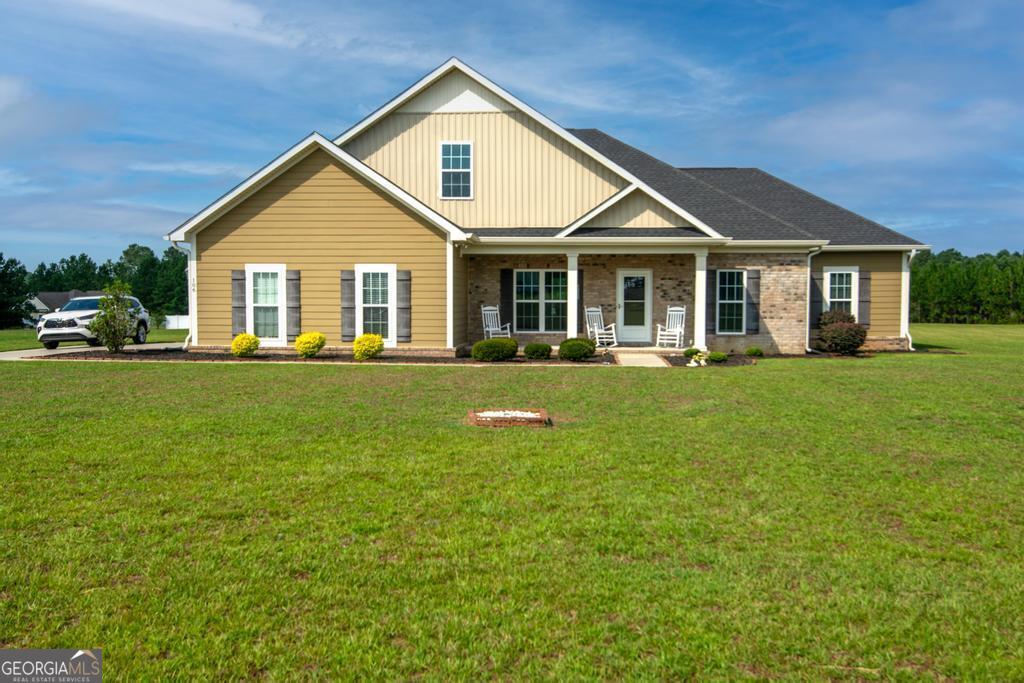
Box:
[168,239,193,349]
[805,246,824,353]
[905,248,920,351]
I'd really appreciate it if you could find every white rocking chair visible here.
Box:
[655,306,687,348]
[585,306,618,348]
[481,305,511,339]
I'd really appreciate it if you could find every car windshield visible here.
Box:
[60,298,102,312]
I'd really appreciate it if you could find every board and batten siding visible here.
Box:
[815,251,903,337]
[582,189,692,228]
[344,111,629,228]
[195,149,449,347]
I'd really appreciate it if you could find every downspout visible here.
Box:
[805,246,823,353]
[904,248,920,351]
[170,240,192,349]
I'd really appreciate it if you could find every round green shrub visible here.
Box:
[708,351,729,363]
[558,338,594,361]
[819,322,867,355]
[745,346,764,357]
[683,347,701,358]
[818,308,856,327]
[471,337,518,361]
[565,336,597,353]
[523,342,552,360]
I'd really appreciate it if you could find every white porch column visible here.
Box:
[566,252,579,339]
[693,250,708,350]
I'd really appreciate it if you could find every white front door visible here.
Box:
[616,269,652,342]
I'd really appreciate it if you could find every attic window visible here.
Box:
[440,142,472,199]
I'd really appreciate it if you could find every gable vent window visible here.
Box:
[440,142,472,199]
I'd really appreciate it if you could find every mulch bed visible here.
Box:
[33,348,617,365]
[663,354,757,368]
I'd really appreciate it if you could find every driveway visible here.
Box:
[0,342,184,361]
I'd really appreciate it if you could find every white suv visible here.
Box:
[36,296,151,349]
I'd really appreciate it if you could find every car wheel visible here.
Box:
[43,341,59,350]
[87,338,102,347]
[133,324,148,344]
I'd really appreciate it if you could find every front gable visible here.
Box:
[581,189,693,229]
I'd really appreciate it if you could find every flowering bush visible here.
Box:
[687,351,709,367]
[295,331,327,358]
[231,333,260,357]
[353,333,384,361]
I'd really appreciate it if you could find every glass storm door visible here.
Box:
[616,269,652,342]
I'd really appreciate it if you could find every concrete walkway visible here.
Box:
[614,352,669,367]
[0,342,184,361]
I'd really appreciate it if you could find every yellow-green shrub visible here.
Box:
[295,331,326,358]
[353,333,384,361]
[231,333,260,357]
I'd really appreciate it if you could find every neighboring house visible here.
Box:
[166,58,927,354]
[26,290,106,319]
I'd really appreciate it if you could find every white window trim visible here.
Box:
[513,268,568,334]
[824,265,859,322]
[245,263,287,347]
[715,269,746,335]
[439,140,473,200]
[355,263,398,348]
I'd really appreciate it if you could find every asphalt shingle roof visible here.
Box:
[568,128,922,246]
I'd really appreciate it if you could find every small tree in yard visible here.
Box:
[90,280,135,352]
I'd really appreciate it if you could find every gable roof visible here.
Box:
[569,128,923,246]
[334,58,724,240]
[166,133,467,242]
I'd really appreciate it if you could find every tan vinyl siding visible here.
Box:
[344,111,628,227]
[582,189,691,228]
[815,251,902,337]
[195,149,448,347]
[451,250,468,346]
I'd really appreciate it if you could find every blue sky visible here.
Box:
[0,0,1021,265]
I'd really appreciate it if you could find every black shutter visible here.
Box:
[231,270,245,336]
[858,271,871,328]
[745,269,761,334]
[705,269,717,334]
[576,269,584,335]
[286,270,301,342]
[341,270,355,341]
[397,270,412,342]
[810,272,825,329]
[499,268,513,329]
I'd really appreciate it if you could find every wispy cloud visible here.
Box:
[129,161,250,177]
[0,168,50,196]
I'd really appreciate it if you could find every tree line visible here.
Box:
[0,245,187,327]
[910,249,1023,324]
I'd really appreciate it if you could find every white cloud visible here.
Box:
[0,168,49,196]
[129,161,250,177]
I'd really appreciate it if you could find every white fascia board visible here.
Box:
[716,240,829,250]
[555,185,637,237]
[333,58,724,240]
[820,244,930,252]
[166,133,467,242]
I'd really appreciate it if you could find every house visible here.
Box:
[165,58,927,355]
[26,290,106,319]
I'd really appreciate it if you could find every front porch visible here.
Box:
[464,251,709,349]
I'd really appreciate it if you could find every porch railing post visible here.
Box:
[693,250,708,350]
[566,252,579,339]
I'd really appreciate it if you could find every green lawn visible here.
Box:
[0,327,187,352]
[1,324,1021,679]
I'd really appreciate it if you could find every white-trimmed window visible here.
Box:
[245,264,286,346]
[716,269,746,335]
[356,264,397,347]
[825,266,859,320]
[440,141,472,199]
[514,269,568,332]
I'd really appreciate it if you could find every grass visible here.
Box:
[0,327,187,352]
[0,324,1022,679]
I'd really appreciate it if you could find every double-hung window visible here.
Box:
[514,270,567,333]
[824,266,859,320]
[356,264,397,347]
[245,264,286,345]
[716,269,746,334]
[440,142,472,199]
